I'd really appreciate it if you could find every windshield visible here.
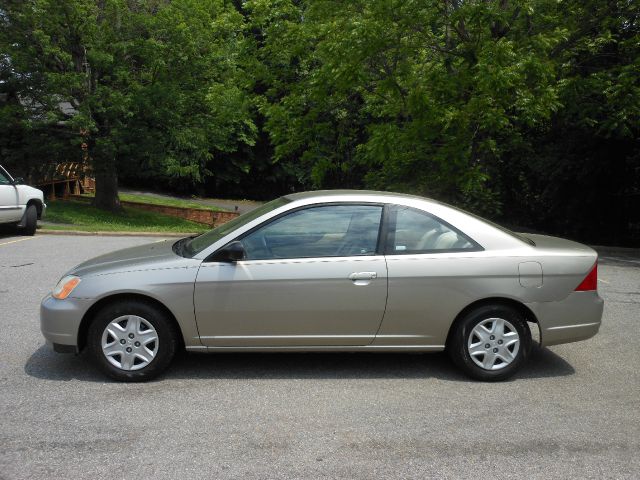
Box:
[183,197,291,257]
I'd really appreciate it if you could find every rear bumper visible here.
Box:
[40,294,91,350]
[527,291,604,347]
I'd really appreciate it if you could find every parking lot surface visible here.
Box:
[1,233,639,479]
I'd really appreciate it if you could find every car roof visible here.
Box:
[284,189,434,204]
[192,190,534,259]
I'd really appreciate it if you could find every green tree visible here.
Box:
[1,0,638,244]
[248,0,565,215]
[1,0,255,210]
[490,0,640,244]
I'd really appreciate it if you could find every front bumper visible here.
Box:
[40,294,92,352]
[527,291,604,347]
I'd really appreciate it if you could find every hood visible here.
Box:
[17,184,44,203]
[69,239,187,277]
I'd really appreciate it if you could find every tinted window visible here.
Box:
[184,197,291,256]
[241,204,383,260]
[387,206,479,254]
[0,168,11,185]
[442,202,535,246]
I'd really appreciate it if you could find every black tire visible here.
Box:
[448,304,532,381]
[87,299,179,382]
[20,204,37,236]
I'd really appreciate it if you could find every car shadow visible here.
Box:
[0,225,19,238]
[0,224,45,238]
[24,344,574,383]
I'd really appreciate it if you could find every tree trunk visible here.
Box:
[93,171,122,211]
[89,128,122,211]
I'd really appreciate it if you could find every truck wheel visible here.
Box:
[20,204,37,236]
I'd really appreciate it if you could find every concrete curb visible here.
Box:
[38,229,194,238]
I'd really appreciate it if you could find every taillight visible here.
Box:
[575,262,597,291]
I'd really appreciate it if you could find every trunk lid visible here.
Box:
[520,233,597,258]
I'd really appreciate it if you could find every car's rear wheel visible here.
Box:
[448,304,531,381]
[87,300,178,382]
[20,204,37,236]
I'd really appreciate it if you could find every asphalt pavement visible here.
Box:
[0,234,638,479]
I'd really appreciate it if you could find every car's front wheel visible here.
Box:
[20,204,37,236]
[87,299,179,382]
[448,304,532,381]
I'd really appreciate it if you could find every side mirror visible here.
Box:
[13,177,24,185]
[209,241,245,263]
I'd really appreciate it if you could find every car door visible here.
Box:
[374,205,484,347]
[193,203,388,347]
[0,166,20,223]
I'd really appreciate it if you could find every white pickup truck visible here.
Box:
[0,164,46,235]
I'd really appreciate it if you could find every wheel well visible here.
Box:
[26,199,43,219]
[77,293,185,352]
[445,297,540,348]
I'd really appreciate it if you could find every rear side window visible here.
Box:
[386,206,481,254]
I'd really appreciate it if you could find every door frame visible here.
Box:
[0,166,20,223]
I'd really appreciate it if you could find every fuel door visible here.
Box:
[519,261,543,288]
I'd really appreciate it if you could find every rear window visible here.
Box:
[437,202,536,246]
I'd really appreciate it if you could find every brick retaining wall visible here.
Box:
[122,201,239,226]
[69,195,239,226]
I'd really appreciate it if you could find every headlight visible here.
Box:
[52,275,81,300]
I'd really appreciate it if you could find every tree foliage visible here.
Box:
[1,0,255,209]
[1,0,638,243]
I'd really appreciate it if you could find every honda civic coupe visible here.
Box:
[41,190,603,382]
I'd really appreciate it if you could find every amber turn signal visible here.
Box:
[52,276,81,299]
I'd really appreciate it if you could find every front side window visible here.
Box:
[387,206,480,254]
[241,204,383,260]
[183,197,291,257]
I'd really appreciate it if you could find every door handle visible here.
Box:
[348,272,377,281]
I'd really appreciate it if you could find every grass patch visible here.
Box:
[81,192,225,211]
[43,200,208,233]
